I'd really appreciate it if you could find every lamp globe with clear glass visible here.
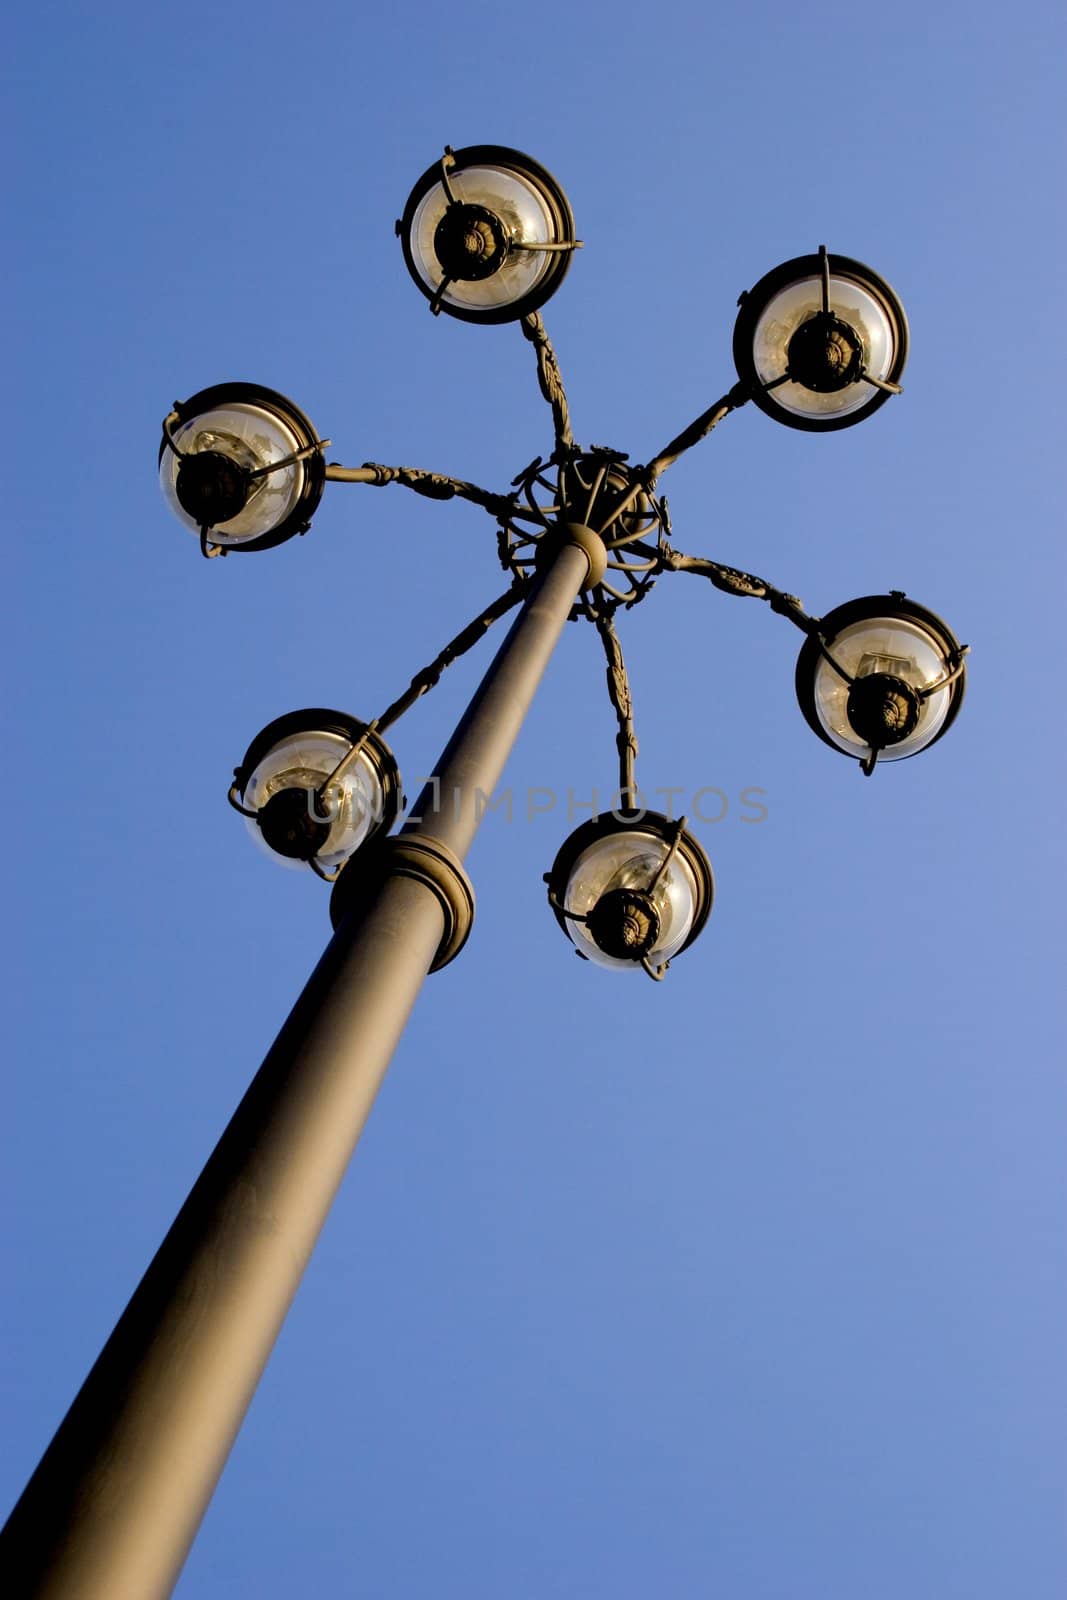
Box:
[159,383,327,552]
[397,144,580,323]
[733,246,909,432]
[546,812,714,980]
[229,710,402,879]
[795,595,968,775]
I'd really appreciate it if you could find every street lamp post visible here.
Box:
[1,143,968,1599]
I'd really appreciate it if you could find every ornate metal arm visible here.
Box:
[594,613,638,807]
[324,461,512,518]
[520,311,574,457]
[584,384,749,543]
[661,544,813,632]
[645,381,750,484]
[374,580,528,736]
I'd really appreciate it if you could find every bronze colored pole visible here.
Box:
[1,536,597,1600]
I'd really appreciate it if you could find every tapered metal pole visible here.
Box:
[1,537,596,1600]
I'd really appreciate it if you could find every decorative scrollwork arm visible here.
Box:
[662,545,812,632]
[594,614,639,806]
[644,382,750,485]
[324,461,511,518]
[520,311,574,457]
[375,582,529,735]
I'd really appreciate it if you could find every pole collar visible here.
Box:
[534,521,607,589]
[330,834,475,972]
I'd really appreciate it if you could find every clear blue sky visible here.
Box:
[4,1,1065,1595]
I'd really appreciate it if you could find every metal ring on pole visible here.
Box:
[329,834,475,971]
[533,521,608,589]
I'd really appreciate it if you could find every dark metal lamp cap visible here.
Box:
[174,450,250,527]
[586,888,661,960]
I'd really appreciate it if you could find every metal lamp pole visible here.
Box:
[2,140,968,1598]
[0,532,602,1600]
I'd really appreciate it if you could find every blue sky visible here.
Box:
[4,1,1065,1595]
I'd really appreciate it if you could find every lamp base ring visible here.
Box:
[330,835,475,972]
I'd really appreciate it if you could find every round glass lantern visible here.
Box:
[159,384,326,552]
[546,811,713,978]
[398,145,579,323]
[230,710,401,877]
[796,595,967,774]
[733,248,908,431]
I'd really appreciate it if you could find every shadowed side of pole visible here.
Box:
[0,535,596,1600]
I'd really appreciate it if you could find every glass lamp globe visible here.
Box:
[796,595,967,773]
[546,812,714,977]
[231,711,401,875]
[733,248,908,431]
[398,145,578,324]
[159,384,326,551]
